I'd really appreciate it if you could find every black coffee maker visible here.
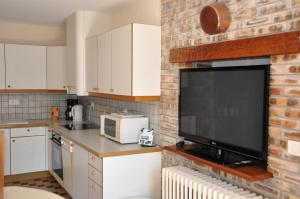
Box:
[65,99,78,120]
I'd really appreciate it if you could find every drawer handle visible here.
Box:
[91,156,95,161]
[12,140,15,143]
[27,129,30,132]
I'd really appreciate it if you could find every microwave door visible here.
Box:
[104,118,117,138]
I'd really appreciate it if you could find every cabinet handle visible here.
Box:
[110,88,114,92]
[12,140,15,143]
[27,129,30,132]
[7,85,11,88]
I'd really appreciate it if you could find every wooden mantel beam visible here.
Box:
[169,31,300,63]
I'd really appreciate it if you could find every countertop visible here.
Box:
[0,120,161,158]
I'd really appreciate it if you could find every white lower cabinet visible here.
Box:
[46,128,52,173]
[1,129,11,176]
[62,137,73,196]
[11,135,46,175]
[72,144,89,199]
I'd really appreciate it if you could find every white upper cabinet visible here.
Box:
[5,44,46,89]
[97,23,161,97]
[0,44,5,89]
[47,46,67,90]
[111,24,132,96]
[132,24,161,96]
[98,32,112,94]
[85,36,99,92]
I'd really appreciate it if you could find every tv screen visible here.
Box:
[179,65,269,159]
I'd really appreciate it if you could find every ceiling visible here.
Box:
[0,0,134,25]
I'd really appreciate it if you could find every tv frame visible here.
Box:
[179,65,270,162]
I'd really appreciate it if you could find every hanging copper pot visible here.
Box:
[200,2,231,35]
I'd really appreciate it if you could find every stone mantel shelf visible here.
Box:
[169,31,300,64]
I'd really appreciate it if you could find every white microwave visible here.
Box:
[100,114,149,144]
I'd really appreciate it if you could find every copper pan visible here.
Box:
[200,2,230,35]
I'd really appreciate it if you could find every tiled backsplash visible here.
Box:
[78,96,160,143]
[0,93,77,120]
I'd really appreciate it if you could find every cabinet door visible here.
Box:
[62,146,73,195]
[132,24,161,96]
[98,32,112,94]
[111,24,132,96]
[85,36,99,92]
[11,136,46,175]
[46,128,52,172]
[47,46,67,90]
[0,44,5,89]
[73,144,88,199]
[1,129,10,176]
[5,44,46,89]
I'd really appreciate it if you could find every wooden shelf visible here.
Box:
[89,92,160,102]
[164,145,273,182]
[0,89,67,94]
[170,31,300,63]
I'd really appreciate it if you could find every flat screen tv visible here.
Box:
[179,65,269,162]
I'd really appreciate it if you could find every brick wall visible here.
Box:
[160,0,300,198]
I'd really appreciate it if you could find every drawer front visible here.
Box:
[89,179,103,199]
[11,127,46,137]
[88,165,102,186]
[88,153,102,172]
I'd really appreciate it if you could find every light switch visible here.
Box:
[287,140,300,157]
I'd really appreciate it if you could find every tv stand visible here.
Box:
[164,145,273,181]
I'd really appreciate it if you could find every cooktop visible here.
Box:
[63,123,99,131]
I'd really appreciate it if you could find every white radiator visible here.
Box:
[162,166,263,199]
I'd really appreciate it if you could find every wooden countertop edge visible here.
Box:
[0,89,67,94]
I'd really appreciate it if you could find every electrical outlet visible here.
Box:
[91,101,95,108]
[9,99,20,106]
[288,140,300,157]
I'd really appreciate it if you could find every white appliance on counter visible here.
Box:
[71,105,83,122]
[101,112,149,144]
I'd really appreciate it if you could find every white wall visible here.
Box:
[0,20,66,45]
[108,0,161,30]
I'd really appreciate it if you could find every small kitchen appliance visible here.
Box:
[139,128,154,146]
[101,112,149,144]
[71,104,83,122]
[65,99,78,120]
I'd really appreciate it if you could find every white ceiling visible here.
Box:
[0,0,134,25]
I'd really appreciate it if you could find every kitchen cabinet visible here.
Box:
[47,46,67,90]
[62,137,73,196]
[73,143,89,199]
[98,32,112,94]
[0,44,5,89]
[5,44,47,89]
[97,23,161,97]
[111,24,132,96]
[46,128,52,172]
[87,152,161,199]
[85,36,99,92]
[1,129,10,176]
[10,127,46,175]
